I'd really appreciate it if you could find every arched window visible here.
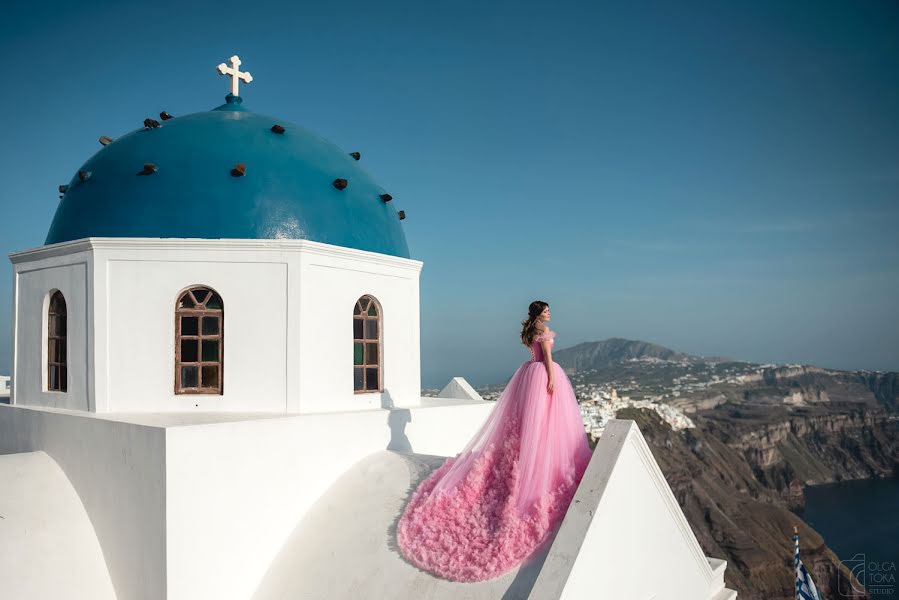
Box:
[47,291,67,392]
[175,286,223,394]
[353,295,382,393]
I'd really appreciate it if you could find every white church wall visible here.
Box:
[296,245,422,412]
[103,253,289,412]
[0,404,167,600]
[11,248,91,411]
[10,238,423,415]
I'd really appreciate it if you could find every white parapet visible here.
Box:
[529,419,737,600]
[437,376,484,402]
[0,398,494,600]
[0,404,735,600]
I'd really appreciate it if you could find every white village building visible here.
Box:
[0,57,737,600]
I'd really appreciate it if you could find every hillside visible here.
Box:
[554,337,732,370]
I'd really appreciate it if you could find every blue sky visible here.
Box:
[1,0,897,387]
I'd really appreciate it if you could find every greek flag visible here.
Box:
[794,530,823,600]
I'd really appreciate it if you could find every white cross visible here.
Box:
[216,55,253,97]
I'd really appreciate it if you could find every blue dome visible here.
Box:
[47,96,410,258]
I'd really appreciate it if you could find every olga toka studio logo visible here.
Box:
[841,553,896,597]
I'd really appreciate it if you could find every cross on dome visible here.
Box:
[216,55,253,97]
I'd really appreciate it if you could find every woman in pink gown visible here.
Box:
[396,300,593,582]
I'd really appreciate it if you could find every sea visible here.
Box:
[803,476,899,597]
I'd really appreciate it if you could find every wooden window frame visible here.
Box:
[174,286,224,395]
[353,295,383,394]
[47,290,67,392]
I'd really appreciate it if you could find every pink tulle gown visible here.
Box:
[396,329,593,582]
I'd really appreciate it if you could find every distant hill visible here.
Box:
[553,337,734,371]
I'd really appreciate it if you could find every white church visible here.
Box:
[0,57,737,600]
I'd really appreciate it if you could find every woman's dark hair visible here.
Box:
[520,300,549,347]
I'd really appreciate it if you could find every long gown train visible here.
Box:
[396,330,593,582]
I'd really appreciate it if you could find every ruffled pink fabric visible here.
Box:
[534,330,556,343]
[396,330,592,581]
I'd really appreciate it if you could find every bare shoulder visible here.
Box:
[534,322,547,332]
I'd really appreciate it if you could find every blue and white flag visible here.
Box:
[794,529,823,600]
